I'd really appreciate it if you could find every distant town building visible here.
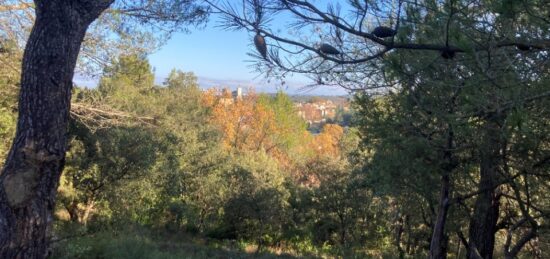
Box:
[207,87,349,127]
[214,87,245,105]
[232,87,243,100]
[295,99,348,125]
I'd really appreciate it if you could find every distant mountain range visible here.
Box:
[196,77,349,96]
[73,74,350,96]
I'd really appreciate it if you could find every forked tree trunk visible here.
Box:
[0,1,112,258]
[467,118,503,259]
[81,200,96,225]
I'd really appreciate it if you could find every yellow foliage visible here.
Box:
[205,90,277,152]
[310,124,344,158]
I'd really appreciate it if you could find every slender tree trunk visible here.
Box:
[430,122,456,259]
[65,200,80,223]
[405,215,412,254]
[429,173,450,259]
[337,213,347,247]
[81,200,95,225]
[503,230,536,259]
[0,1,112,258]
[467,118,503,259]
[394,215,405,258]
[456,237,461,259]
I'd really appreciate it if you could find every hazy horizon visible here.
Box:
[74,73,350,96]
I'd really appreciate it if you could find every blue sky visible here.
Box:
[149,23,251,82]
[147,14,349,96]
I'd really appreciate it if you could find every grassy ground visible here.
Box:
[50,228,323,259]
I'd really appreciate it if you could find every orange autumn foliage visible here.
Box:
[202,89,345,185]
[204,89,278,152]
[310,124,344,158]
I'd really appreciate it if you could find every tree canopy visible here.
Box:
[0,0,549,258]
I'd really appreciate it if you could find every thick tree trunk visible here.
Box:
[0,1,112,258]
[467,118,503,259]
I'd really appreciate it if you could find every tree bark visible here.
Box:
[65,200,80,223]
[429,173,450,259]
[81,200,95,225]
[0,1,112,258]
[467,118,503,259]
[394,214,405,259]
[429,113,456,259]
